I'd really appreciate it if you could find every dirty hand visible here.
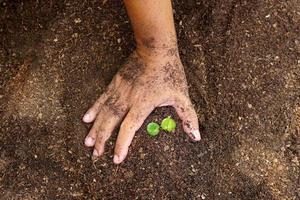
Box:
[82,48,200,164]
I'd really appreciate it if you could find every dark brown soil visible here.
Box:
[0,0,299,199]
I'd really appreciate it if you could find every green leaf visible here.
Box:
[161,116,176,132]
[147,122,160,136]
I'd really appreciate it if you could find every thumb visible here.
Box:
[173,96,201,141]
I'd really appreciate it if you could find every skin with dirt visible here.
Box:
[0,0,299,199]
[83,46,199,163]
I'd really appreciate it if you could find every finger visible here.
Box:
[174,96,201,141]
[93,106,127,157]
[90,92,128,155]
[83,92,109,123]
[84,112,104,147]
[85,101,127,149]
[83,77,118,123]
[113,103,154,164]
[84,92,128,148]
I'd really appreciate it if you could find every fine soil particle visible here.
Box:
[0,0,299,199]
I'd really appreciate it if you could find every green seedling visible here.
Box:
[161,116,176,132]
[147,122,160,136]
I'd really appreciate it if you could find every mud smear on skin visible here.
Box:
[118,52,146,82]
[141,37,156,49]
[166,47,179,57]
[162,60,188,93]
[103,91,127,118]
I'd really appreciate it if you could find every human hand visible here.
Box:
[83,48,201,164]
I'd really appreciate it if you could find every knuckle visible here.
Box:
[89,128,97,136]
[96,132,109,143]
[120,120,136,133]
[115,142,126,153]
[120,122,129,132]
[101,134,110,142]
[183,120,193,129]
[114,143,122,151]
[92,126,101,135]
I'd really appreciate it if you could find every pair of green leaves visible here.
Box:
[146,116,176,137]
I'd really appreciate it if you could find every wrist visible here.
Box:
[135,46,179,64]
[135,34,179,55]
[135,41,179,61]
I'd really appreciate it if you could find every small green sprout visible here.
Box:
[147,122,160,136]
[161,116,176,132]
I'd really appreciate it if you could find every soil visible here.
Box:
[0,0,299,199]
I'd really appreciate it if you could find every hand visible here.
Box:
[82,48,201,164]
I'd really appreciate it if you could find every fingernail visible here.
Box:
[113,155,120,164]
[113,154,124,164]
[85,137,95,146]
[191,130,201,141]
[93,149,99,157]
[83,113,91,122]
